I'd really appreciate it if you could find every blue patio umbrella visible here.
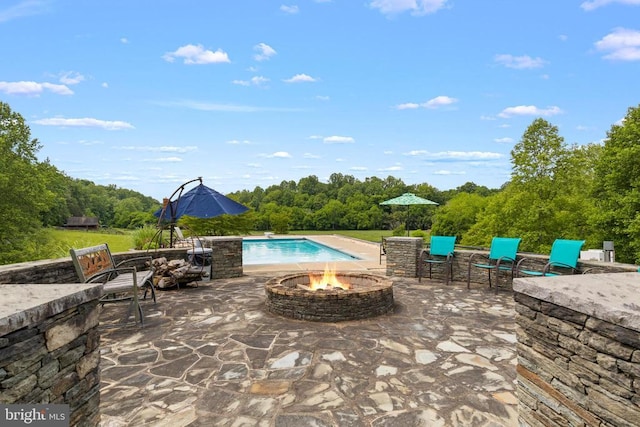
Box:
[154,183,249,221]
[154,179,249,247]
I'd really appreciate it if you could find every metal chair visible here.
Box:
[419,236,456,285]
[516,239,585,277]
[467,237,521,290]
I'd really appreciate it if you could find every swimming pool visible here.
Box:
[242,238,360,265]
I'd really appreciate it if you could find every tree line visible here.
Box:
[2,100,639,265]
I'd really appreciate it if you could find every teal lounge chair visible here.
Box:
[467,237,521,290]
[516,239,585,277]
[419,235,456,285]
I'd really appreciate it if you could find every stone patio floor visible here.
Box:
[98,274,519,426]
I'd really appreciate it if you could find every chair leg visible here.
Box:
[144,280,157,303]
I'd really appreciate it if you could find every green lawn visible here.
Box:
[48,229,134,254]
[288,230,394,243]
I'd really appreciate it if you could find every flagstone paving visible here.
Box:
[98,274,518,426]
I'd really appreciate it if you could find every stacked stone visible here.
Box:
[515,292,640,427]
[385,237,423,277]
[0,300,101,426]
[201,237,243,279]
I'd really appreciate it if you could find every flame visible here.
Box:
[308,264,351,290]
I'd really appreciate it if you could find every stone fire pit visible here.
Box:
[265,272,394,322]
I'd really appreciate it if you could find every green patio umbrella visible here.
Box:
[380,193,438,236]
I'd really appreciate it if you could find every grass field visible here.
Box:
[48,229,134,254]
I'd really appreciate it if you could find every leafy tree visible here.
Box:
[0,102,54,263]
[431,192,488,241]
[591,104,640,263]
[464,118,593,253]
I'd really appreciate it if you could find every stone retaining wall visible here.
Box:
[0,239,244,285]
[513,273,640,427]
[200,237,243,279]
[385,238,637,283]
[0,283,103,426]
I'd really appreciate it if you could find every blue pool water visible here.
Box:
[242,238,360,265]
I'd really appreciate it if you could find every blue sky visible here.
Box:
[2,0,640,201]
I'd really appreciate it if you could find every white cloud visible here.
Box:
[33,117,134,130]
[324,136,355,143]
[226,139,252,145]
[404,150,428,156]
[379,165,404,171]
[101,82,109,88]
[494,137,514,143]
[163,44,230,64]
[232,76,270,86]
[395,96,457,110]
[428,151,503,160]
[433,170,466,175]
[315,95,330,101]
[246,163,262,168]
[350,166,368,171]
[581,0,640,11]
[0,81,73,96]
[254,43,277,61]
[267,151,292,158]
[120,37,129,44]
[308,135,324,140]
[304,153,321,159]
[0,0,48,23]
[494,54,546,69]
[283,73,317,83]
[423,95,457,108]
[498,105,563,118]
[369,0,449,16]
[396,102,420,110]
[594,28,640,61]
[153,157,183,162]
[58,71,85,85]
[280,4,299,14]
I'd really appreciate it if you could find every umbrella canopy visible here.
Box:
[380,193,438,206]
[380,193,438,236]
[154,183,249,222]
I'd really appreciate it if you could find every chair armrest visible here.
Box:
[544,261,579,275]
[468,252,489,264]
[85,266,136,283]
[495,255,516,271]
[116,256,153,268]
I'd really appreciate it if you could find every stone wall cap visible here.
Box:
[386,237,423,241]
[514,272,640,332]
[202,236,243,242]
[0,283,102,336]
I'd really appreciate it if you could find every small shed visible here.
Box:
[64,217,100,230]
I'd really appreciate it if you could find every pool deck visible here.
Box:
[99,236,518,426]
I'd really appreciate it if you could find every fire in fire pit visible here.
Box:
[305,265,350,291]
[265,266,394,322]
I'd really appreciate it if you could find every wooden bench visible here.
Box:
[69,243,156,326]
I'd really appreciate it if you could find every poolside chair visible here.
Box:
[516,239,585,277]
[419,235,456,285]
[467,237,521,290]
